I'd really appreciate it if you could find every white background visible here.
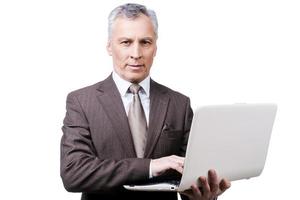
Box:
[0,0,299,199]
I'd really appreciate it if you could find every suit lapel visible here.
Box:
[144,80,170,157]
[96,75,136,157]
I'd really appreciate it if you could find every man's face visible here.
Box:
[107,14,157,83]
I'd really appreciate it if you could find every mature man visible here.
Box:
[60,3,230,200]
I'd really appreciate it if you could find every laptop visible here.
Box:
[124,103,277,192]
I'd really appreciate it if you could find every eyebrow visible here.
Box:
[117,37,154,41]
[117,37,131,41]
[141,37,154,42]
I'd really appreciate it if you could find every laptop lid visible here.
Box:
[178,103,277,191]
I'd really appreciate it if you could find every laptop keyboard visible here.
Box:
[165,180,180,186]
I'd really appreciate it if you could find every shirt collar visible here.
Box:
[112,71,150,97]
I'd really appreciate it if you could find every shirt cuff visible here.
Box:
[149,160,153,178]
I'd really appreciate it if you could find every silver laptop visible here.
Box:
[124,103,277,192]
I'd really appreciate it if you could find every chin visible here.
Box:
[129,78,142,83]
[128,76,144,83]
[125,73,146,83]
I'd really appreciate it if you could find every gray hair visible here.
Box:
[108,3,158,38]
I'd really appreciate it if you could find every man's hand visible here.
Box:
[150,155,184,177]
[181,169,231,200]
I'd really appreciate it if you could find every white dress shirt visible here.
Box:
[112,71,150,125]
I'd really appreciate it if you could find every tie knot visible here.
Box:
[129,84,141,94]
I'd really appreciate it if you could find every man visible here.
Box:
[60,3,230,200]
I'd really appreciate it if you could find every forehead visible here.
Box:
[111,14,156,39]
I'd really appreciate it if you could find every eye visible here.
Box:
[141,40,152,46]
[120,40,131,46]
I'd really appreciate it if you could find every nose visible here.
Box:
[130,43,142,60]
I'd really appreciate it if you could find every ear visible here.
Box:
[106,40,112,56]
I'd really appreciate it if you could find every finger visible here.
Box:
[169,155,185,164]
[167,156,184,174]
[191,184,202,198]
[199,176,210,197]
[180,190,194,199]
[171,160,184,174]
[219,178,231,194]
[208,169,219,195]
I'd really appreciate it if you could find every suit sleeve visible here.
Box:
[179,98,194,157]
[60,93,150,193]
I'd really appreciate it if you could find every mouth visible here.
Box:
[127,64,144,69]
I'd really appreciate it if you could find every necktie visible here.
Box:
[128,84,148,158]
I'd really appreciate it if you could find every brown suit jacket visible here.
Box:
[60,75,193,200]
